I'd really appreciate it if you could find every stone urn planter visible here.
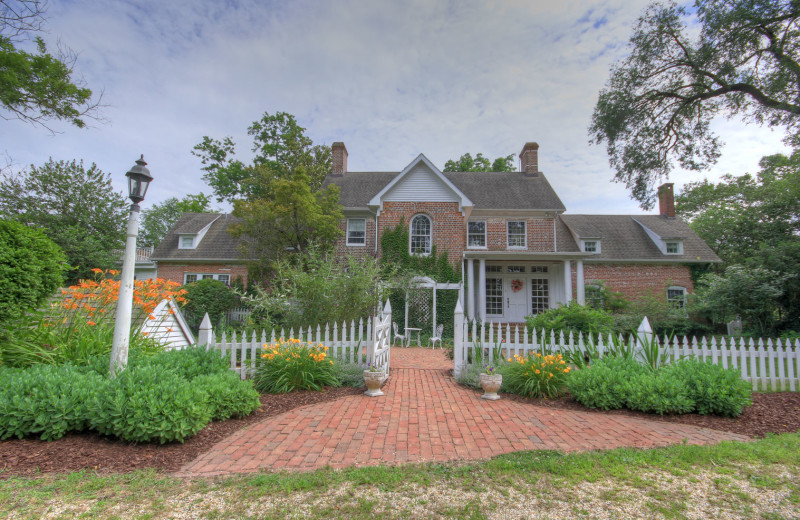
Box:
[363,370,385,397]
[479,373,502,400]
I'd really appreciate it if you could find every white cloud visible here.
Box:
[2,0,790,216]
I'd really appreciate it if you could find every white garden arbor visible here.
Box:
[403,276,462,337]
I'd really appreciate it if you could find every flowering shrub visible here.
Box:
[253,338,340,393]
[499,352,571,398]
[1,269,187,367]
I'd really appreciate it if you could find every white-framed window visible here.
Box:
[409,214,432,255]
[583,240,601,253]
[184,273,231,285]
[346,218,366,246]
[467,220,486,248]
[665,241,683,254]
[507,220,526,249]
[179,235,195,249]
[666,286,687,308]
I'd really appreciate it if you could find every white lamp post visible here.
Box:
[110,155,152,377]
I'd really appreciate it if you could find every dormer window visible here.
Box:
[665,241,682,254]
[583,240,601,254]
[179,236,195,249]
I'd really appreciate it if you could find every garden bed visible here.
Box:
[0,386,362,478]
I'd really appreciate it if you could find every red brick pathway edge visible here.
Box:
[177,349,748,477]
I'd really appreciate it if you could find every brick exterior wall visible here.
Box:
[378,202,467,262]
[156,262,248,286]
[332,217,378,261]
[573,263,694,302]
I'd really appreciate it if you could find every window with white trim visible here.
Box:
[583,240,600,253]
[410,214,432,255]
[179,236,195,249]
[665,241,682,254]
[666,286,687,308]
[184,273,230,285]
[467,221,486,247]
[507,220,526,248]
[346,218,366,246]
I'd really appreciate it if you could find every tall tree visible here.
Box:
[192,111,331,203]
[590,0,800,208]
[443,152,515,172]
[0,158,127,283]
[139,193,213,248]
[677,150,800,331]
[1,0,101,131]
[193,112,342,281]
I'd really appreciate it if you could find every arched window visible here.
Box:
[409,214,432,255]
[666,286,687,308]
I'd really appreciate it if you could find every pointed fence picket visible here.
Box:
[453,316,800,391]
[197,313,374,379]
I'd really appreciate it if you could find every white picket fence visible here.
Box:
[196,301,392,379]
[452,302,800,391]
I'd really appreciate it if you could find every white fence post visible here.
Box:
[198,313,213,350]
[635,316,653,361]
[453,299,465,377]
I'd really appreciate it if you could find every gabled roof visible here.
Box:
[151,213,244,261]
[323,168,566,211]
[560,215,720,263]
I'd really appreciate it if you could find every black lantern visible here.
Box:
[126,155,153,204]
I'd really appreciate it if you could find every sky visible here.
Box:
[1,0,790,215]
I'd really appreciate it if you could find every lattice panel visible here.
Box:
[407,288,432,330]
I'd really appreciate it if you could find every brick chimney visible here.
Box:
[331,142,348,176]
[658,183,675,218]
[519,142,539,176]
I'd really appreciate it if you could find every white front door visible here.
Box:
[505,278,528,322]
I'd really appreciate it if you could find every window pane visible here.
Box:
[218,275,230,284]
[202,274,214,280]
[666,242,679,254]
[347,219,366,244]
[486,278,503,315]
[468,221,486,247]
[185,274,197,284]
[531,278,550,314]
[410,215,431,254]
[507,221,525,247]
[486,265,502,273]
[584,241,596,252]
[667,288,686,308]
[507,265,525,273]
[180,236,193,248]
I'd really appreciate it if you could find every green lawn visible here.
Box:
[1,433,799,519]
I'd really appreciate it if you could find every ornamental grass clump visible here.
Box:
[499,352,571,399]
[253,338,340,393]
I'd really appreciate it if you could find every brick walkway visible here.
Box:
[178,348,749,476]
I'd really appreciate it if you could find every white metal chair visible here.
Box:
[429,324,444,349]
[392,322,406,347]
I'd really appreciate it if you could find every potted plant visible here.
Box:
[479,364,502,400]
[363,363,386,397]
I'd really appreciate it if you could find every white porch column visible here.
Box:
[576,259,585,305]
[563,260,572,303]
[466,259,475,320]
[478,258,486,321]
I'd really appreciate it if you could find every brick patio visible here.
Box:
[178,348,749,476]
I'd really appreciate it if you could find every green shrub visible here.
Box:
[665,359,752,417]
[500,352,571,398]
[525,302,616,338]
[0,364,103,441]
[254,338,340,393]
[181,279,241,329]
[138,345,230,379]
[0,220,67,325]
[335,361,367,388]
[567,357,645,410]
[89,364,211,443]
[623,372,695,415]
[194,371,261,420]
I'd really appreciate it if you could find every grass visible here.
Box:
[0,434,798,519]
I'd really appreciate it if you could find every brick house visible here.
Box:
[151,213,249,287]
[323,142,719,324]
[152,141,719,324]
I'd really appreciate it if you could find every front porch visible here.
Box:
[462,252,589,323]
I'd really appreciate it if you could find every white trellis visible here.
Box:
[403,276,462,337]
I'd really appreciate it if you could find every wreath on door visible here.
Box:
[511,279,523,292]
